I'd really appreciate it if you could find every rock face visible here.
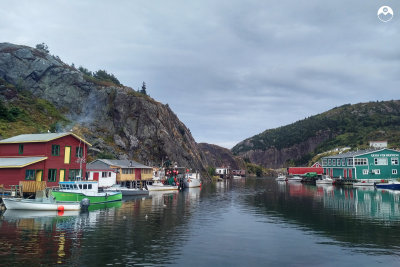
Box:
[237,131,331,169]
[198,143,246,170]
[0,43,212,171]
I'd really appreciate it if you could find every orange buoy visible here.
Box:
[57,205,65,211]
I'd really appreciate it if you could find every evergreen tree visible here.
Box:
[140,81,147,95]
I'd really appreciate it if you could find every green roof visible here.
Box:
[0,132,91,146]
[0,157,47,168]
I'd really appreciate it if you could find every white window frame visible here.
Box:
[374,158,388,165]
[393,169,398,175]
[373,169,381,175]
[391,157,399,165]
[342,159,345,166]
[362,169,369,175]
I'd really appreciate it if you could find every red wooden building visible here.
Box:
[0,132,91,188]
[287,162,323,175]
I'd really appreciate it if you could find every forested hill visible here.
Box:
[232,100,400,168]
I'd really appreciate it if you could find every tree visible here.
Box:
[140,81,147,95]
[35,43,49,53]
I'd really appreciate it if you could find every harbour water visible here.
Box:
[1,178,400,266]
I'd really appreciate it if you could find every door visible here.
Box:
[64,146,71,164]
[349,169,352,179]
[93,172,99,181]
[343,169,347,178]
[135,169,142,180]
[60,169,65,182]
[35,170,43,182]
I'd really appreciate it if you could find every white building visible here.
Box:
[369,141,388,148]
[86,160,117,188]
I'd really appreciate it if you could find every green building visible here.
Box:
[321,148,400,181]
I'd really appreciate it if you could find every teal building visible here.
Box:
[321,148,400,181]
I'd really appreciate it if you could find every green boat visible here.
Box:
[52,181,122,204]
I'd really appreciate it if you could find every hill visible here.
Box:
[232,100,400,168]
[0,42,236,173]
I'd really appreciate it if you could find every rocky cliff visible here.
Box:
[0,42,221,171]
[198,143,245,170]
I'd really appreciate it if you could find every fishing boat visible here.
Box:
[146,180,179,191]
[52,181,122,204]
[276,175,287,181]
[316,175,334,185]
[353,181,375,187]
[184,172,202,188]
[104,184,149,196]
[2,197,81,211]
[375,180,400,190]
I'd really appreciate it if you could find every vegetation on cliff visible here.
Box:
[233,100,400,166]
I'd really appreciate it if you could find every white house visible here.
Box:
[216,168,229,175]
[86,160,117,188]
[369,141,388,148]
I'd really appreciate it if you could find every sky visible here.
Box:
[1,0,399,148]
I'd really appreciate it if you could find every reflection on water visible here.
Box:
[1,179,400,266]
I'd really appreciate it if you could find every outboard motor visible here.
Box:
[80,198,90,210]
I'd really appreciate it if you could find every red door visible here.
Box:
[330,169,333,177]
[344,169,347,178]
[349,169,352,179]
[93,172,99,181]
[135,169,142,180]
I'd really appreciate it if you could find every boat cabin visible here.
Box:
[58,181,99,194]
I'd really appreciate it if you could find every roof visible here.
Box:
[86,160,115,171]
[93,159,152,169]
[0,157,47,168]
[323,148,399,159]
[0,132,91,146]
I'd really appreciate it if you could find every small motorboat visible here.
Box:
[353,181,375,187]
[316,175,334,185]
[375,180,400,190]
[184,172,202,188]
[287,176,302,182]
[2,197,81,211]
[276,175,287,181]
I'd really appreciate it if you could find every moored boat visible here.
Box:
[276,175,287,181]
[146,180,179,191]
[2,197,81,211]
[353,181,375,187]
[52,181,122,204]
[104,184,149,196]
[287,176,302,182]
[375,180,400,190]
[316,175,334,185]
[184,172,202,188]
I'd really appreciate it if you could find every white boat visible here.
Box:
[316,175,334,185]
[276,175,287,181]
[146,180,179,191]
[184,173,202,188]
[232,175,242,179]
[2,197,81,211]
[104,184,149,196]
[287,176,302,182]
[353,181,375,187]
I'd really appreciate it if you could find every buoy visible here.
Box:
[57,205,65,211]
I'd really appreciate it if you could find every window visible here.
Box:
[51,145,60,156]
[341,159,345,166]
[392,169,398,175]
[391,158,399,165]
[76,147,83,158]
[102,172,107,178]
[374,158,388,165]
[88,184,92,189]
[322,159,327,166]
[332,159,336,166]
[337,159,341,166]
[122,168,134,174]
[18,144,24,155]
[373,169,381,175]
[83,184,87,189]
[328,159,332,165]
[25,170,35,180]
[354,158,368,165]
[108,172,111,177]
[347,159,353,166]
[48,169,57,182]
[362,169,369,175]
[68,169,81,180]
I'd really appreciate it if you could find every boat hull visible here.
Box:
[353,182,375,187]
[52,191,122,203]
[375,183,400,190]
[184,179,202,188]
[3,198,80,211]
[120,189,149,196]
[146,185,179,191]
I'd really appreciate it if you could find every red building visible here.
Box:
[0,132,91,188]
[287,163,323,175]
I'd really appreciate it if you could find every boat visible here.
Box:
[232,175,242,179]
[275,175,287,181]
[2,197,81,211]
[287,176,302,182]
[353,181,375,187]
[104,184,149,196]
[52,181,122,204]
[184,172,202,188]
[316,175,334,185]
[375,180,400,190]
[146,180,179,191]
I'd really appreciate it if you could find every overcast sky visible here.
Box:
[1,0,399,148]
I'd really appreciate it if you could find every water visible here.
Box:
[1,178,400,266]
